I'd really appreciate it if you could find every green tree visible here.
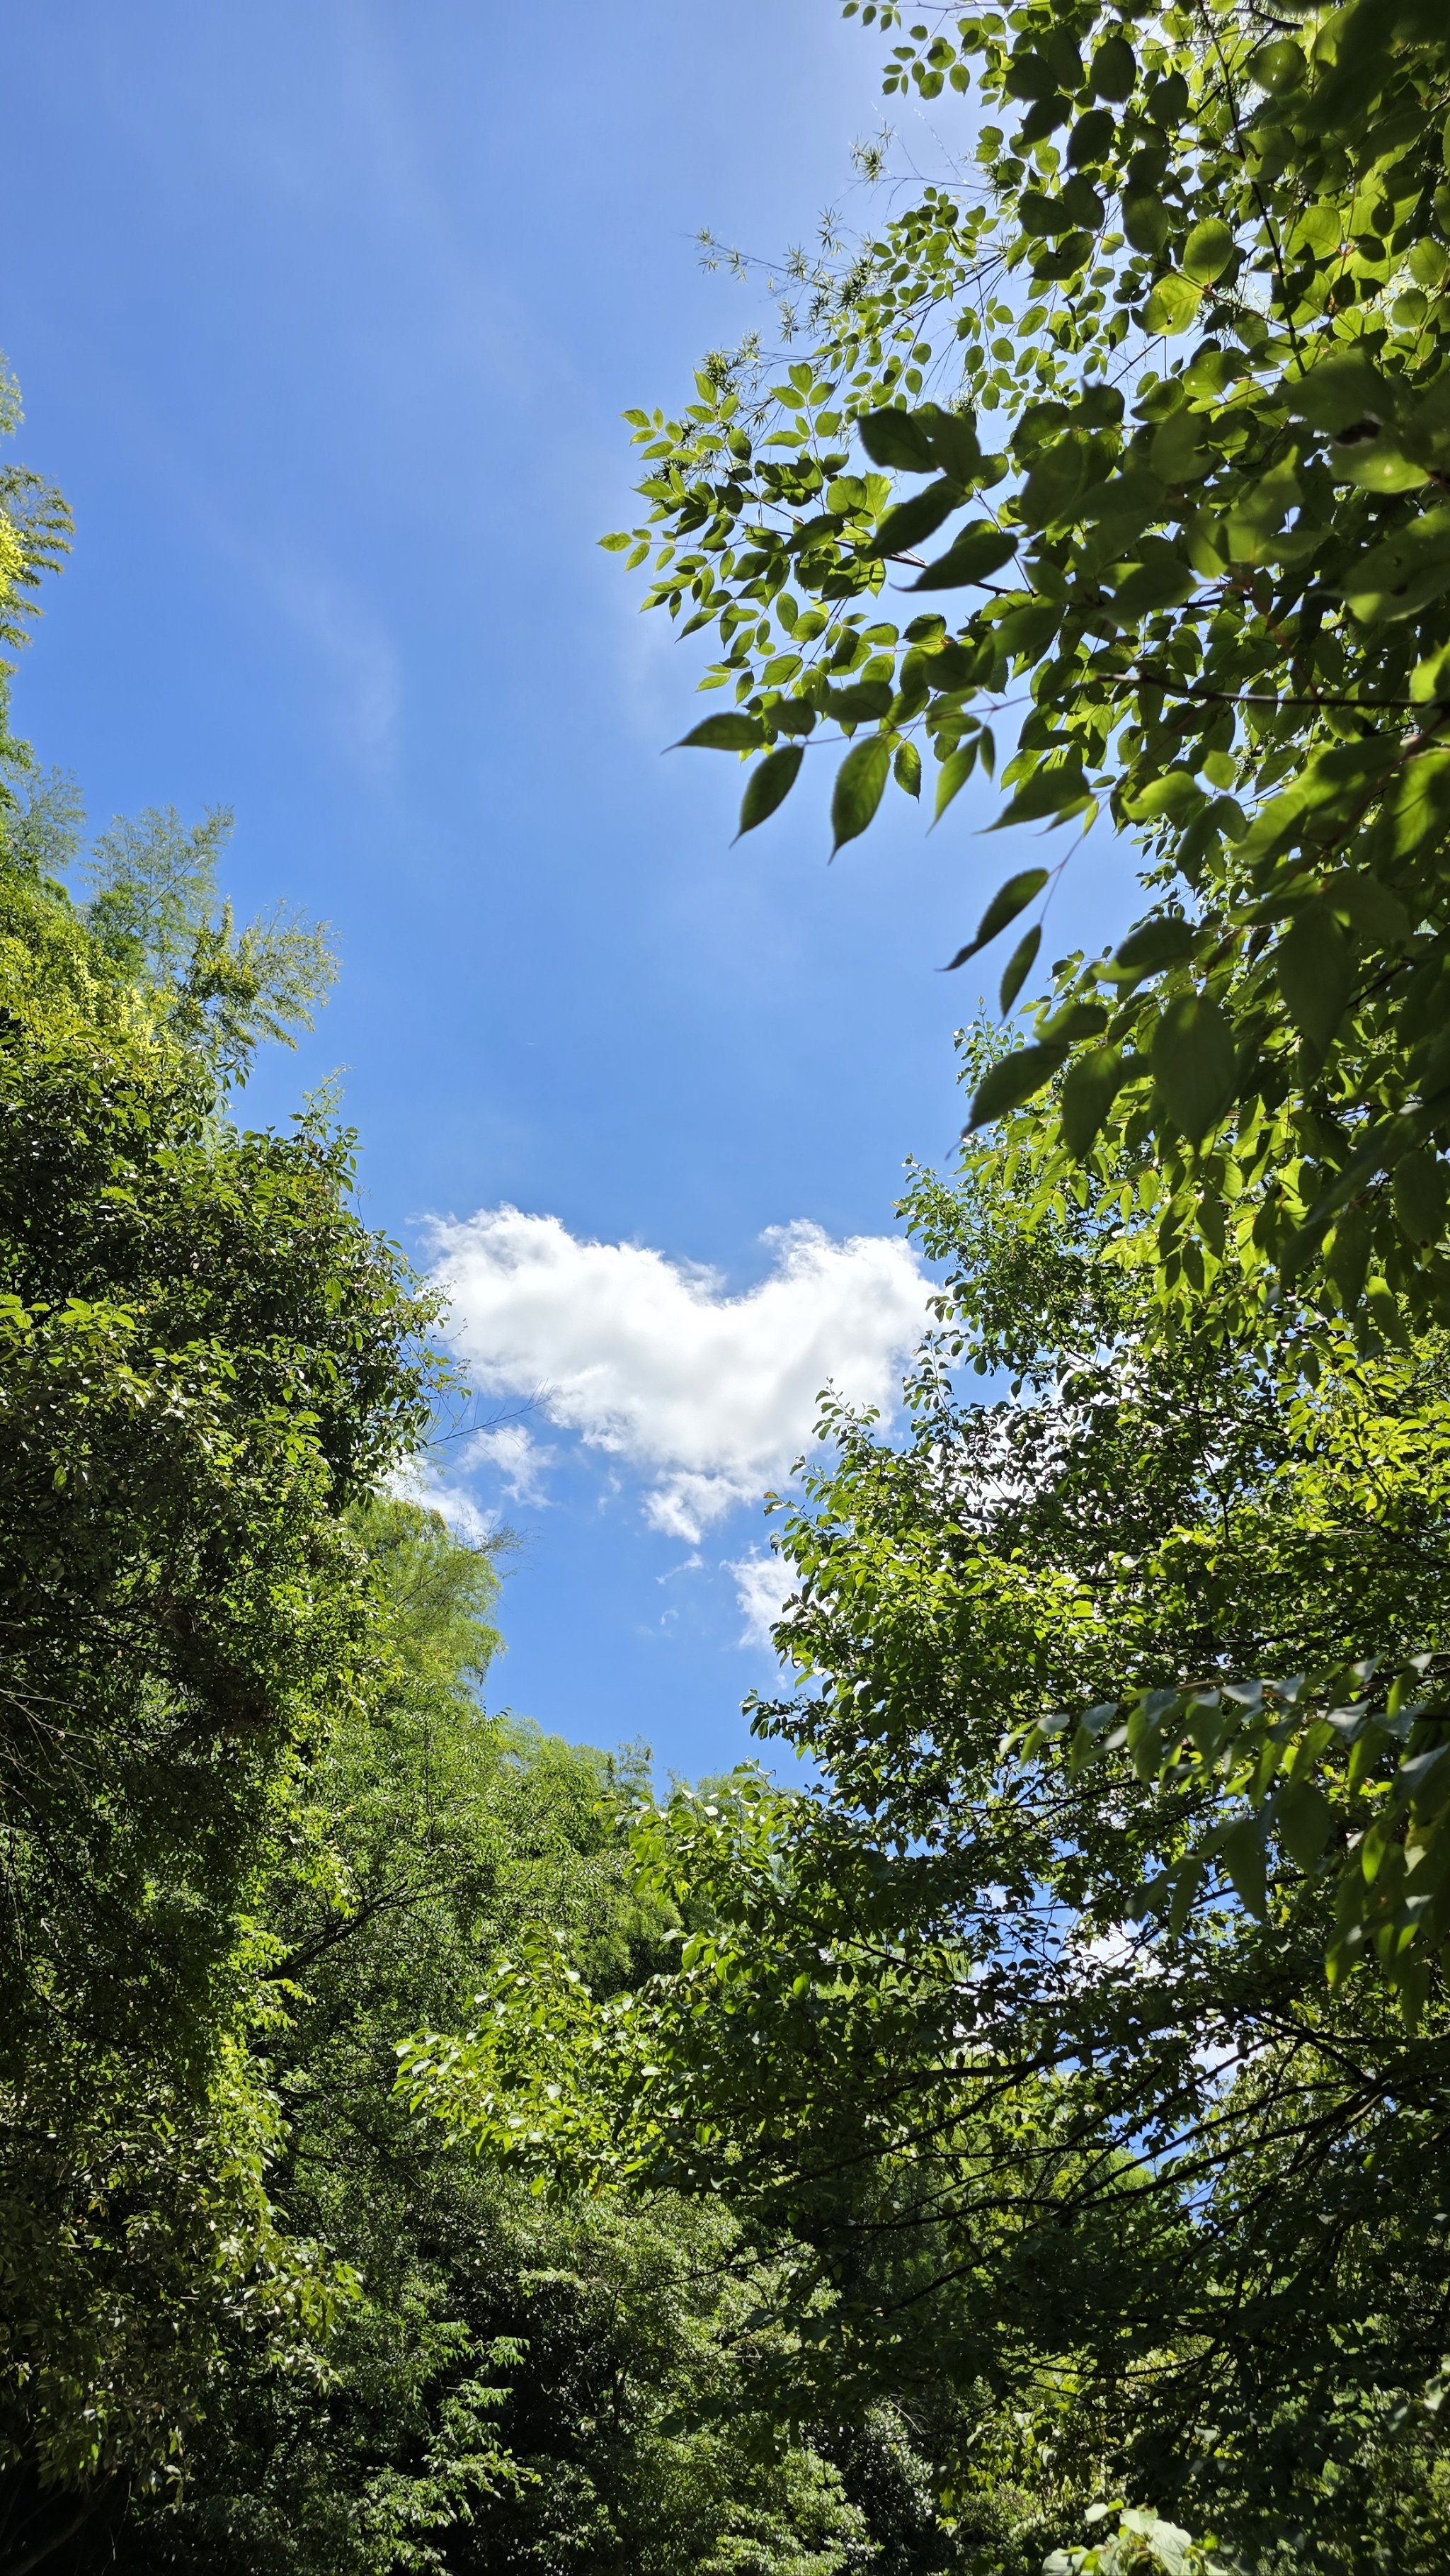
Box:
[0,356,69,792]
[613,0,1450,1350]
[118,1501,942,2576]
[404,1114,1450,2571]
[0,370,441,2558]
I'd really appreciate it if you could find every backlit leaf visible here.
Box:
[1394,1149,1449,1243]
[1114,914,1201,974]
[987,765,1093,829]
[932,741,978,823]
[1346,510,1450,623]
[1182,219,1234,283]
[1276,1781,1333,1873]
[1141,272,1201,336]
[869,479,963,558]
[1150,993,1238,1142]
[1061,1046,1130,1158]
[894,740,923,799]
[1217,1818,1267,1920]
[830,737,891,855]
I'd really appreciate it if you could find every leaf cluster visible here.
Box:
[614,0,1450,1345]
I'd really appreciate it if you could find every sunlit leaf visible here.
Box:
[830,736,891,854]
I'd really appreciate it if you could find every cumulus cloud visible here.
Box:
[728,1548,797,1649]
[426,1208,930,1541]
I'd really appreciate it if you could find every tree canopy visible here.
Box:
[404,1082,1450,2572]
[14,7,1450,2563]
[613,0,1450,1355]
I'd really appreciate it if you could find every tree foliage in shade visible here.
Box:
[610,0,1450,1348]
[0,372,448,2555]
[403,1107,1450,2572]
[107,1502,959,2576]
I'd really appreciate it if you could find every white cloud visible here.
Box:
[462,1423,554,1504]
[426,1208,930,1542]
[388,1454,501,1549]
[729,1548,796,1650]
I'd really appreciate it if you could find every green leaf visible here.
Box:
[1345,509,1450,623]
[1124,195,1172,254]
[993,598,1064,661]
[1114,914,1201,974]
[1332,434,1427,494]
[674,714,767,752]
[869,479,964,558]
[1020,439,1088,530]
[1141,273,1202,336]
[1150,993,1238,1143]
[1217,1818,1268,1920]
[736,746,804,839]
[1182,219,1235,283]
[1393,1148,1449,1243]
[1067,107,1117,167]
[944,867,1048,972]
[999,925,1042,1013]
[919,406,984,484]
[1112,555,1197,617]
[1004,49,1056,101]
[966,1040,1068,1129]
[932,741,978,823]
[908,523,1017,591]
[1284,350,1390,435]
[770,699,818,737]
[1275,906,1354,1054]
[857,407,935,472]
[894,741,922,799]
[1089,32,1135,98]
[1060,174,1105,230]
[1252,35,1304,92]
[1061,1046,1130,1158]
[1149,409,1211,486]
[830,737,891,854]
[825,680,894,724]
[987,765,1093,830]
[1276,1781,1333,1872]
[1124,770,1205,825]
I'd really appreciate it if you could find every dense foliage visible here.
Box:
[105,1496,969,2576]
[406,1074,1450,2571]
[13,2,1450,2560]
[0,357,967,2575]
[0,701,438,2546]
[612,0,1450,1350]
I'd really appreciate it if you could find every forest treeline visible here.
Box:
[6,0,1450,2568]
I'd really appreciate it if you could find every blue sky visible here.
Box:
[6,0,1139,1777]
